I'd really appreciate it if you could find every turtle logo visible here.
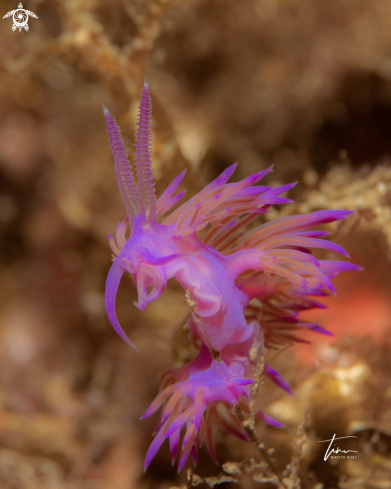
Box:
[3,3,38,32]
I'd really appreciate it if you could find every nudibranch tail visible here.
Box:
[104,108,139,227]
[141,343,289,472]
[135,81,156,222]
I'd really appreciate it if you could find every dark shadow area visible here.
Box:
[311,71,391,174]
[311,72,391,173]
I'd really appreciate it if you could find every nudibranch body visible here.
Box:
[104,82,359,471]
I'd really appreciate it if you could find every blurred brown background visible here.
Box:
[1,0,391,488]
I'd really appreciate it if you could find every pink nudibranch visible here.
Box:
[104,82,359,471]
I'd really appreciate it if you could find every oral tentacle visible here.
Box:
[134,263,167,310]
[105,259,138,351]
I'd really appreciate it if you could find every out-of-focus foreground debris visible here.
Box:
[1,0,391,487]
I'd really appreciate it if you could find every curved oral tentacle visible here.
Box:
[105,259,139,351]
